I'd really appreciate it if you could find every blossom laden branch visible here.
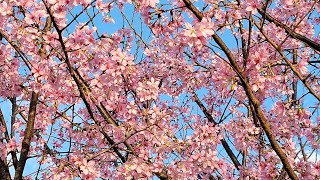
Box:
[253,19,320,101]
[0,0,318,179]
[258,9,320,52]
[193,93,241,169]
[182,0,299,179]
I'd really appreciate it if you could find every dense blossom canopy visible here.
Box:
[0,0,319,179]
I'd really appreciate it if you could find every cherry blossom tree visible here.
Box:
[0,0,319,179]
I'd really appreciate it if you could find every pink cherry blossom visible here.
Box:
[0,0,319,180]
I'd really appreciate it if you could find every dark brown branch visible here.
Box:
[13,10,53,178]
[0,31,32,70]
[42,3,146,171]
[242,149,247,167]
[43,3,129,164]
[258,9,320,52]
[0,159,11,180]
[253,20,320,102]
[182,0,298,179]
[61,1,95,31]
[14,92,39,180]
[235,0,249,62]
[291,50,298,107]
[10,97,17,139]
[308,60,320,63]
[154,171,170,180]
[1,107,18,171]
[0,110,12,180]
[0,110,10,144]
[193,93,241,169]
[9,98,19,169]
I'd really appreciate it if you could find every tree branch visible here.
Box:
[0,159,11,180]
[193,93,241,169]
[14,92,39,180]
[253,20,320,102]
[258,9,320,52]
[182,0,298,179]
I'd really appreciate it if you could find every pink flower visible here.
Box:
[181,18,214,47]
[245,0,261,14]
[6,137,17,152]
[298,60,308,76]
[80,159,95,175]
[48,0,57,5]
[25,9,47,24]
[79,159,99,179]
[140,0,159,8]
[31,64,45,78]
[136,77,160,101]
[283,0,294,6]
[0,1,11,16]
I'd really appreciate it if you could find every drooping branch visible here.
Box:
[182,0,298,179]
